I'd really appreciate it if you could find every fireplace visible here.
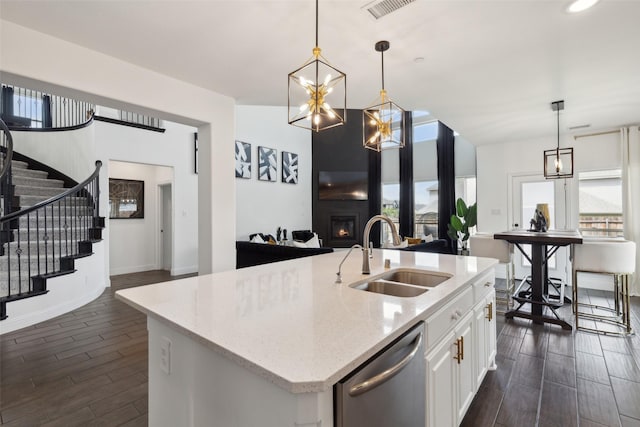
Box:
[328,214,360,247]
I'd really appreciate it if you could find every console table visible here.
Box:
[494,230,583,330]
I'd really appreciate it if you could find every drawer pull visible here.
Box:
[486,302,493,322]
[460,335,464,360]
[484,281,492,287]
[453,337,462,364]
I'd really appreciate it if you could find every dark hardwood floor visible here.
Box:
[0,270,194,427]
[462,282,640,427]
[1,273,639,426]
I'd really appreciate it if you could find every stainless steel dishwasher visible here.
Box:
[335,322,425,427]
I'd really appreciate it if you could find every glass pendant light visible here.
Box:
[363,41,405,152]
[288,0,346,132]
[544,100,574,179]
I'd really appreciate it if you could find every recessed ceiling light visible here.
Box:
[567,0,599,13]
[414,57,425,63]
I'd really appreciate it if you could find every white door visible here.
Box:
[510,174,571,287]
[160,184,172,271]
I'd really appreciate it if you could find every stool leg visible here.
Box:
[623,275,632,335]
[614,274,620,316]
[573,268,579,329]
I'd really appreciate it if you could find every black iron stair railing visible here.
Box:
[1,118,14,218]
[0,160,103,320]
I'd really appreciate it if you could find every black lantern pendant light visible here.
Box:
[362,40,405,152]
[287,0,347,132]
[544,100,574,179]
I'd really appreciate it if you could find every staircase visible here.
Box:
[0,156,104,320]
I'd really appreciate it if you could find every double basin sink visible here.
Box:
[350,269,452,298]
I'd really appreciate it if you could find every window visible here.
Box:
[578,169,623,237]
[413,114,438,238]
[381,148,400,245]
[13,91,43,128]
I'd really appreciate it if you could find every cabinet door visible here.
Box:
[455,312,475,422]
[425,331,456,427]
[474,298,488,386]
[487,290,497,369]
[474,290,498,388]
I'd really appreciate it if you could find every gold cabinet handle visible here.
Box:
[453,338,462,364]
[460,335,464,361]
[484,281,492,287]
[486,302,493,322]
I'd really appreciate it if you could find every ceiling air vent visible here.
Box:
[363,0,416,19]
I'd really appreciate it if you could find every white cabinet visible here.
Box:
[425,272,496,427]
[474,289,497,386]
[455,311,475,422]
[425,331,456,427]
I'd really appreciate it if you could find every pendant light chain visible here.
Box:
[315,0,319,48]
[556,106,560,157]
[381,49,385,91]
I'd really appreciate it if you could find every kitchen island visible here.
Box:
[116,249,498,427]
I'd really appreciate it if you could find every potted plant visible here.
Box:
[447,198,477,255]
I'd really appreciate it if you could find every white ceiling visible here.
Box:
[1,0,639,146]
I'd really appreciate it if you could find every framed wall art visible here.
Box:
[109,178,144,219]
[258,146,277,182]
[282,151,298,184]
[235,140,251,178]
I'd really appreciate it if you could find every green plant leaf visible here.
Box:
[467,203,477,228]
[447,224,459,241]
[450,214,463,232]
[456,198,468,217]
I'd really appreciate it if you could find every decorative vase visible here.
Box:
[536,203,551,229]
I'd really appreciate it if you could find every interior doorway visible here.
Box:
[159,183,172,272]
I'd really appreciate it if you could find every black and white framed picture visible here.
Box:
[281,151,298,184]
[258,146,277,182]
[235,140,251,178]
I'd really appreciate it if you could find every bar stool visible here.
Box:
[572,239,636,335]
[470,233,515,312]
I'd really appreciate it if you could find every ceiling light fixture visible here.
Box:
[362,40,405,152]
[544,100,574,179]
[567,0,599,13]
[288,0,346,132]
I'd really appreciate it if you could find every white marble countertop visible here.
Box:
[115,249,497,393]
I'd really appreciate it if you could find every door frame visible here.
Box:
[158,182,173,273]
[507,172,573,285]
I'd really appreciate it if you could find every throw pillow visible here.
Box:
[305,233,321,248]
[292,240,307,248]
[423,234,434,243]
[250,234,265,244]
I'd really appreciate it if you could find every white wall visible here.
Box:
[97,119,199,276]
[476,130,622,233]
[1,20,236,278]
[11,125,95,181]
[108,161,172,275]
[235,105,312,240]
[0,242,107,334]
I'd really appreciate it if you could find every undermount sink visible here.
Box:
[350,269,452,298]
[351,280,429,297]
[380,270,451,288]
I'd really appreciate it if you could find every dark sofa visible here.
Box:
[236,241,334,269]
[398,238,450,254]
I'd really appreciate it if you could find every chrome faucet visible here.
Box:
[362,215,401,274]
[335,244,363,283]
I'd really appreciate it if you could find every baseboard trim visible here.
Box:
[171,265,198,276]
[0,281,106,335]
